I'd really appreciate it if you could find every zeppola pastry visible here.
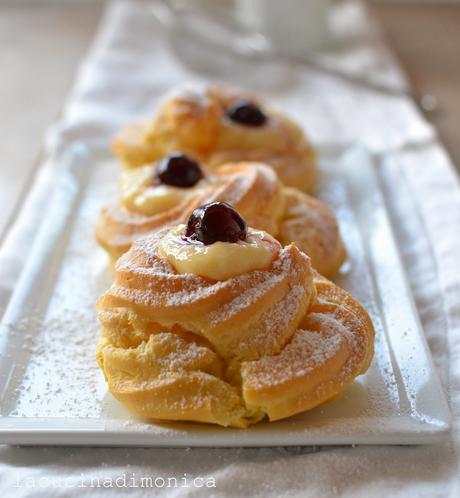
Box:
[95,153,346,277]
[112,84,319,192]
[96,203,374,428]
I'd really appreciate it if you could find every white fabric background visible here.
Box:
[0,1,459,496]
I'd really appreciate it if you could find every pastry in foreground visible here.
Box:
[112,84,319,192]
[95,153,346,277]
[96,203,375,428]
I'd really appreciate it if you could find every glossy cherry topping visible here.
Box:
[185,202,248,245]
[226,100,267,127]
[156,153,203,188]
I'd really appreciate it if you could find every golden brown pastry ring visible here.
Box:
[95,161,346,277]
[96,229,374,428]
[112,84,318,192]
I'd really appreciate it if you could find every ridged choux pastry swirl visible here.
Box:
[95,156,346,277]
[96,206,374,428]
[112,84,319,192]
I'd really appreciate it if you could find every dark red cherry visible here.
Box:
[185,202,247,245]
[226,100,267,127]
[156,153,203,188]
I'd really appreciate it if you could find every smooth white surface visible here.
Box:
[0,146,450,447]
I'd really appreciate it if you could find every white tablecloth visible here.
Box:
[1,1,459,496]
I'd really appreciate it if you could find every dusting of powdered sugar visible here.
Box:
[236,283,307,357]
[113,243,303,333]
[207,271,284,327]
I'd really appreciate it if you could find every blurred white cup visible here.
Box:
[235,0,333,54]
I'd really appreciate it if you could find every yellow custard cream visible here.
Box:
[217,113,301,152]
[158,225,280,280]
[119,165,200,215]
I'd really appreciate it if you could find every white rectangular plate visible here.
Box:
[0,144,451,446]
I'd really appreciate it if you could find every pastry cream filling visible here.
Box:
[119,165,201,215]
[217,112,302,153]
[158,225,280,280]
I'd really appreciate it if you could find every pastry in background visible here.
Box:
[112,84,319,192]
[96,203,374,428]
[95,153,346,277]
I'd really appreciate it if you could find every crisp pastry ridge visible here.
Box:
[95,161,346,277]
[112,84,319,192]
[96,227,374,428]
